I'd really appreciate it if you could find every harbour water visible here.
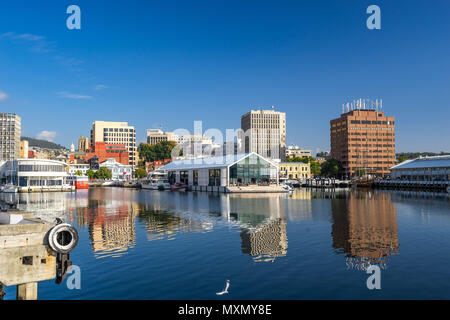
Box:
[1,188,449,300]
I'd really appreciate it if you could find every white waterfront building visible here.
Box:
[390,155,450,181]
[99,158,132,180]
[160,152,281,193]
[0,158,74,192]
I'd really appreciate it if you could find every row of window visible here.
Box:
[103,128,135,132]
[18,164,66,172]
[350,120,394,125]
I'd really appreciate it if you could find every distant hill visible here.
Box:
[21,137,67,150]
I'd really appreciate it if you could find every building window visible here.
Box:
[193,170,198,186]
[168,171,176,185]
[209,169,221,186]
[180,171,188,184]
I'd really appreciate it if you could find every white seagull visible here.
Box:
[216,280,230,295]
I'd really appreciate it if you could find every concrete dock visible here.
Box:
[0,211,56,300]
[0,208,78,300]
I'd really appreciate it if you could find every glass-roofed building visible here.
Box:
[160,153,280,192]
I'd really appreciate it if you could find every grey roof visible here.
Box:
[391,156,450,170]
[160,153,273,171]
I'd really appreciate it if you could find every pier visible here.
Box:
[302,178,351,188]
[374,180,449,192]
[0,207,78,300]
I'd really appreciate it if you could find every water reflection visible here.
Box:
[137,206,213,242]
[331,190,399,269]
[0,188,410,265]
[73,189,137,258]
[240,219,287,262]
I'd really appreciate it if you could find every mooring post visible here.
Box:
[16,282,38,300]
[0,283,5,300]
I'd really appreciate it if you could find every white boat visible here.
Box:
[2,184,18,193]
[281,184,294,192]
[141,171,170,190]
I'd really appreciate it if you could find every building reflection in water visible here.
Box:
[0,192,71,222]
[225,194,288,262]
[331,190,399,269]
[74,189,137,259]
[240,219,287,262]
[137,205,213,242]
[137,191,289,262]
[3,188,292,262]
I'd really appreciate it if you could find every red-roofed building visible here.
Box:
[86,142,129,165]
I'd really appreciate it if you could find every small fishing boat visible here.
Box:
[2,184,18,193]
[170,182,187,192]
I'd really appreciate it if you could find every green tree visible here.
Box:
[287,156,313,164]
[398,156,409,163]
[134,168,147,179]
[95,167,112,180]
[320,159,342,177]
[138,141,179,162]
[74,170,83,176]
[310,160,321,176]
[86,169,96,179]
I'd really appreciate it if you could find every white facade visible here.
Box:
[68,163,90,176]
[0,159,71,191]
[285,145,311,159]
[241,109,287,162]
[99,158,132,180]
[390,156,450,181]
[162,153,279,188]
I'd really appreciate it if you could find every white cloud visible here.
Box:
[57,91,93,100]
[0,32,55,53]
[94,84,108,91]
[0,91,8,101]
[36,131,57,142]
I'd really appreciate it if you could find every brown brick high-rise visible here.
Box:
[330,109,395,178]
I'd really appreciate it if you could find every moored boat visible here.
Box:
[67,176,89,190]
[170,182,187,192]
[142,171,170,190]
[2,184,17,193]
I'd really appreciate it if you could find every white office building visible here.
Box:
[99,158,132,180]
[68,163,90,176]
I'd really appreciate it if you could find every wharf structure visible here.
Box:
[376,155,450,191]
[160,152,287,193]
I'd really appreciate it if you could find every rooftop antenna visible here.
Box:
[346,103,350,112]
[380,99,383,110]
[342,104,345,114]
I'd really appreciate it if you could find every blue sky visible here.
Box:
[0,0,449,153]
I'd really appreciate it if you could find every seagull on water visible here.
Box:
[216,280,230,295]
